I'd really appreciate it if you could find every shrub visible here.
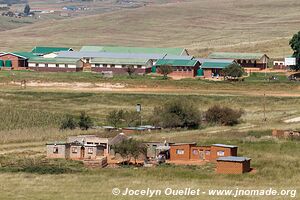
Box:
[78,112,93,130]
[222,63,245,78]
[60,114,77,130]
[113,139,147,164]
[205,105,244,126]
[150,99,202,129]
[157,65,173,79]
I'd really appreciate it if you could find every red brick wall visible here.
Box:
[0,54,27,69]
[210,146,238,162]
[203,69,212,78]
[169,144,194,161]
[216,160,250,174]
[190,146,211,161]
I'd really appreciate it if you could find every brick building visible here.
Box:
[169,143,238,162]
[154,59,200,78]
[216,156,251,174]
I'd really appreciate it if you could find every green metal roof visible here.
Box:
[31,46,72,55]
[201,61,233,69]
[208,52,266,60]
[155,59,198,67]
[29,57,79,64]
[80,46,186,56]
[91,57,149,65]
[13,52,39,59]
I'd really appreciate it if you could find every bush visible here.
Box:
[78,112,93,130]
[60,114,77,130]
[150,99,202,129]
[205,105,244,126]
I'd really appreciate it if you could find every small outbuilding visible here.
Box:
[155,59,200,78]
[216,156,251,174]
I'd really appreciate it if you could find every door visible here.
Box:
[199,151,205,160]
[80,147,85,159]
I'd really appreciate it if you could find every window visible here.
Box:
[53,147,58,154]
[103,64,107,67]
[205,150,210,155]
[88,147,93,154]
[35,63,38,67]
[121,65,126,68]
[87,142,93,144]
[111,64,115,68]
[71,147,78,153]
[176,149,184,155]
[95,64,100,67]
[65,64,68,68]
[45,64,48,68]
[137,65,142,68]
[217,150,224,156]
[56,64,59,68]
[192,149,198,155]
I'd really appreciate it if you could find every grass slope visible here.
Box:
[0,0,299,57]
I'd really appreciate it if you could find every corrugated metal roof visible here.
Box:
[13,52,39,59]
[57,51,165,60]
[90,57,150,65]
[80,46,186,56]
[57,51,193,60]
[31,46,73,55]
[212,144,237,148]
[196,58,234,64]
[217,156,251,162]
[155,59,198,67]
[201,61,233,69]
[28,57,79,64]
[170,142,197,146]
[208,52,266,60]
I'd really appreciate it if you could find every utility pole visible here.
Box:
[263,61,267,122]
[136,104,142,126]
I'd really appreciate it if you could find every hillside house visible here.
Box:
[46,133,128,160]
[216,156,251,174]
[0,52,37,70]
[80,46,189,56]
[154,59,200,78]
[208,52,269,71]
[28,57,83,72]
[196,58,235,78]
[31,46,73,56]
[169,143,238,163]
[90,57,153,74]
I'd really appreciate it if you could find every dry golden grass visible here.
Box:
[0,0,299,57]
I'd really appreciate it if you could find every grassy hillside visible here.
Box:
[0,0,299,56]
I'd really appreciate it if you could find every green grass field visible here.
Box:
[0,70,299,199]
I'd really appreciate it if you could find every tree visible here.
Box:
[60,114,77,130]
[78,112,93,130]
[113,139,146,165]
[106,110,124,128]
[289,31,300,71]
[158,65,173,79]
[205,105,244,126]
[125,65,135,78]
[24,4,30,15]
[123,110,140,127]
[222,63,245,78]
[150,99,202,129]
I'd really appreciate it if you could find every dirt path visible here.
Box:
[4,81,300,97]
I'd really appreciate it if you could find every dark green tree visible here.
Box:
[24,4,30,15]
[125,65,136,78]
[205,105,244,126]
[106,109,124,128]
[158,65,173,79]
[113,139,146,165]
[151,99,202,129]
[78,112,93,130]
[60,114,77,130]
[289,31,300,71]
[222,63,245,78]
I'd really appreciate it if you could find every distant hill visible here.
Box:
[0,0,299,57]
